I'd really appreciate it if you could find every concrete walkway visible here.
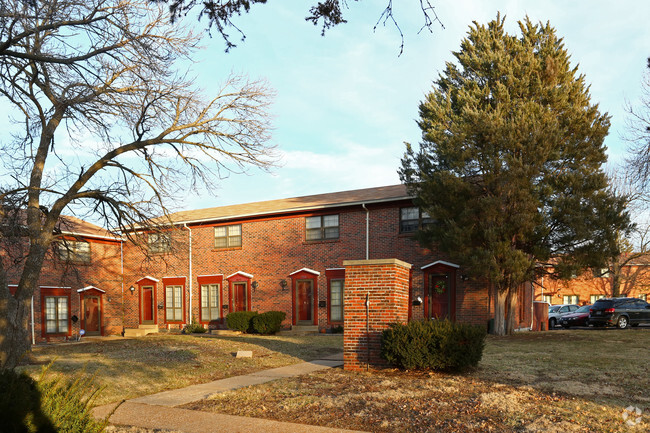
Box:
[94,352,367,433]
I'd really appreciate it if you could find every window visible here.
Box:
[329,279,344,322]
[593,268,610,278]
[590,294,605,304]
[214,224,242,248]
[57,240,90,263]
[306,215,339,241]
[542,295,552,304]
[45,297,68,333]
[201,284,220,321]
[399,207,433,233]
[563,295,579,305]
[165,285,183,322]
[148,233,171,254]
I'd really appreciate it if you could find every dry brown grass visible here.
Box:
[18,333,342,405]
[183,328,650,433]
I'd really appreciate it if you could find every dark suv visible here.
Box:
[589,297,650,329]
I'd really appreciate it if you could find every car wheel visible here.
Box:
[549,318,556,328]
[617,316,629,329]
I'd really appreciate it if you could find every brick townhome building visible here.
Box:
[535,259,650,306]
[7,185,535,342]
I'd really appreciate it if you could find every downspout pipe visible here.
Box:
[361,204,369,260]
[120,240,125,336]
[183,224,193,325]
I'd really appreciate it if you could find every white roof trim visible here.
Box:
[77,286,106,293]
[136,276,159,283]
[39,286,72,289]
[421,260,460,270]
[289,267,321,276]
[60,230,124,242]
[325,268,345,271]
[226,271,254,279]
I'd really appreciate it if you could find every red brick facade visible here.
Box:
[5,185,535,343]
[343,259,411,371]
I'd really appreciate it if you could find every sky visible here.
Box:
[175,0,650,211]
[1,1,649,218]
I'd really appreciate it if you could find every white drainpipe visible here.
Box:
[31,295,35,345]
[183,224,193,324]
[361,204,369,260]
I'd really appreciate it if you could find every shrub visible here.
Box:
[0,366,109,433]
[331,325,344,334]
[183,316,207,334]
[381,319,486,371]
[252,311,286,334]
[226,311,258,332]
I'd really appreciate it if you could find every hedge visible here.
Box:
[381,319,486,371]
[252,311,286,334]
[225,311,258,332]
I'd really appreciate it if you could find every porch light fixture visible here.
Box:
[460,274,469,281]
[412,296,423,306]
[280,279,288,290]
[129,286,135,294]
[252,281,259,291]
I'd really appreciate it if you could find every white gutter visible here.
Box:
[183,224,193,325]
[60,231,124,242]
[361,204,369,260]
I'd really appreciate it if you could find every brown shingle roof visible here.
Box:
[58,215,121,240]
[151,184,411,226]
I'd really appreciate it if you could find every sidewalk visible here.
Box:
[94,352,367,433]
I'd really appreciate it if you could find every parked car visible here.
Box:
[548,304,580,328]
[589,297,650,329]
[559,304,591,328]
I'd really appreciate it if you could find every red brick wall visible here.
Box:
[343,259,411,371]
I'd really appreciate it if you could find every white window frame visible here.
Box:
[201,284,221,321]
[165,285,183,322]
[214,224,242,248]
[45,296,68,334]
[306,215,339,241]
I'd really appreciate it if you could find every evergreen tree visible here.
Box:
[400,14,631,335]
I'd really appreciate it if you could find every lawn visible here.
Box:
[182,328,650,433]
[18,333,343,406]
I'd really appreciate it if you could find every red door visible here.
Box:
[297,280,313,322]
[429,274,450,319]
[233,282,247,311]
[142,286,154,323]
[85,296,100,334]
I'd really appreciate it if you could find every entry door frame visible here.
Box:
[136,276,159,325]
[422,261,458,321]
[295,279,314,324]
[77,286,105,336]
[289,268,320,326]
[226,271,253,314]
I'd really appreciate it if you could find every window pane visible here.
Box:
[201,286,209,308]
[229,235,242,247]
[305,216,321,229]
[46,320,56,333]
[201,307,209,319]
[229,225,241,236]
[58,298,68,320]
[210,307,220,319]
[214,226,226,237]
[324,227,339,239]
[323,215,338,227]
[306,228,321,241]
[209,285,219,307]
[215,237,227,248]
[58,319,68,333]
[401,207,418,220]
[330,280,343,322]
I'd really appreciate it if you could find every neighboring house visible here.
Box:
[535,259,650,305]
[7,185,534,342]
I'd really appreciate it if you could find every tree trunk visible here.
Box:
[492,284,507,335]
[0,288,31,369]
[505,287,517,335]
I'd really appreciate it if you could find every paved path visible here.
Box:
[94,352,366,433]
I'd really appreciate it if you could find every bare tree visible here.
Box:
[0,0,275,369]
[154,0,444,54]
[626,58,650,195]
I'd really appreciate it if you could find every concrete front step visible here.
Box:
[124,325,160,338]
[278,325,320,336]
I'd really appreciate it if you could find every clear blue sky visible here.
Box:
[180,0,649,210]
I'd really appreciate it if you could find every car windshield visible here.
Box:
[575,305,591,313]
[549,306,561,313]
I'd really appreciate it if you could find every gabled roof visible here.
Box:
[58,215,122,241]
[147,184,411,227]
